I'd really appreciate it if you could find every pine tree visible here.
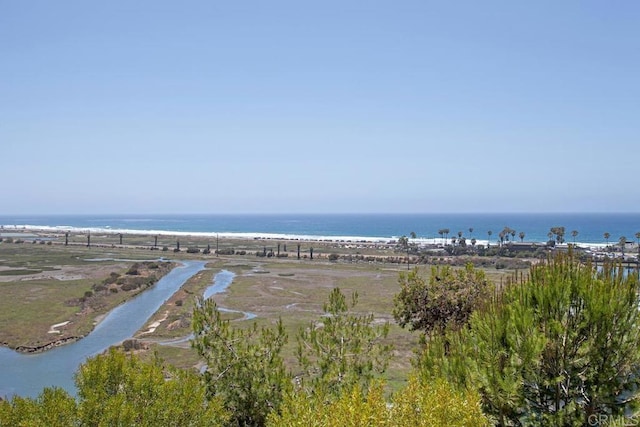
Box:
[192,298,289,427]
[418,252,640,426]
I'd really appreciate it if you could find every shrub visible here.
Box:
[394,264,492,335]
[269,379,489,427]
[328,253,339,261]
[75,349,228,426]
[121,282,139,292]
[103,272,119,285]
[126,264,140,276]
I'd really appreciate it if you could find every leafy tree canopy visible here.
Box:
[393,264,492,336]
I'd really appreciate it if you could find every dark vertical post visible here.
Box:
[263,246,267,256]
[310,247,313,260]
[87,232,91,247]
[177,240,180,251]
[154,235,158,248]
[284,244,287,252]
[297,244,301,259]
[277,243,280,257]
[65,232,69,246]
[119,233,123,245]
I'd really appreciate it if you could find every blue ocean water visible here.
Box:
[1,213,639,245]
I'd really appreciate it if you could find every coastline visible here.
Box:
[0,223,616,250]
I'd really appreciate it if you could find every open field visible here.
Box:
[0,229,515,389]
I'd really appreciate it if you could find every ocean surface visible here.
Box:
[1,213,639,247]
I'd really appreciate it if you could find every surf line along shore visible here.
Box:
[0,260,207,398]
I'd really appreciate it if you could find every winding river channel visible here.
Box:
[0,260,209,399]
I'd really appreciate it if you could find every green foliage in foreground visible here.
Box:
[0,348,228,426]
[191,287,394,426]
[269,377,490,427]
[0,350,489,427]
[418,253,640,426]
[191,297,289,427]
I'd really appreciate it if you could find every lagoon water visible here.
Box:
[0,260,207,399]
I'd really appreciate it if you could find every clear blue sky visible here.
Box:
[1,1,639,214]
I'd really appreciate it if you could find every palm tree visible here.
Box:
[487,230,492,248]
[604,232,610,247]
[620,236,627,257]
[571,230,578,245]
[636,232,640,257]
[550,226,566,244]
[438,229,444,245]
[519,231,525,242]
[469,227,474,238]
[410,231,417,239]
